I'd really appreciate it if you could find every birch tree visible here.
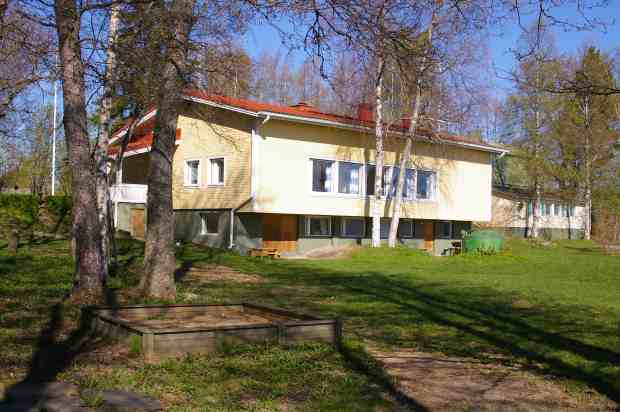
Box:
[94,4,120,269]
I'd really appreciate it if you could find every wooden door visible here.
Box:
[130,208,146,239]
[423,221,434,251]
[262,214,298,252]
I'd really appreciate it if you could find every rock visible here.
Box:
[5,382,79,402]
[0,400,40,412]
[40,397,95,412]
[98,390,162,412]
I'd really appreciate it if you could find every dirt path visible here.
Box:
[367,346,616,412]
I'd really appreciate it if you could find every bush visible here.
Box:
[44,195,72,218]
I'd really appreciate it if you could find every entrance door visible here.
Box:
[423,221,434,252]
[130,208,146,239]
[262,214,298,252]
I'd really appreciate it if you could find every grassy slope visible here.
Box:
[0,239,397,411]
[1,238,619,409]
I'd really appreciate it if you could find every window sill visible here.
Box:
[184,184,200,189]
[208,183,225,187]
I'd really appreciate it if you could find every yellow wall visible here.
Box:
[253,120,493,221]
[171,105,253,209]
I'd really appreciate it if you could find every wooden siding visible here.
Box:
[172,105,253,209]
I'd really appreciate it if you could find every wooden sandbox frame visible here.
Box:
[83,303,342,361]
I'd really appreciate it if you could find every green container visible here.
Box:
[463,230,503,254]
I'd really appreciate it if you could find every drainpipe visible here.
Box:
[229,197,253,250]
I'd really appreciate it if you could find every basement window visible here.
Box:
[200,212,219,235]
[397,219,414,238]
[437,221,452,239]
[306,216,331,237]
[342,217,365,238]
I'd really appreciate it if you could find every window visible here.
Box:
[338,162,362,194]
[527,200,533,215]
[553,203,561,216]
[437,221,452,239]
[342,217,365,237]
[306,216,331,237]
[200,212,219,234]
[184,159,200,186]
[397,219,414,238]
[366,164,376,196]
[403,169,416,200]
[388,167,399,197]
[540,201,546,216]
[379,218,390,238]
[209,157,225,185]
[366,164,389,196]
[311,159,334,193]
[416,170,435,200]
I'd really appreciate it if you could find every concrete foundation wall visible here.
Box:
[174,211,262,253]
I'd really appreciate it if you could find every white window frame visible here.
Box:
[184,158,201,187]
[341,217,366,238]
[305,215,332,237]
[208,156,226,186]
[200,212,219,235]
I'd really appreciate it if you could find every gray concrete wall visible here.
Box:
[501,226,584,240]
[174,210,262,253]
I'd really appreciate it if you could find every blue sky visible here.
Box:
[243,3,619,99]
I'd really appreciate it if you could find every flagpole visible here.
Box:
[51,56,58,195]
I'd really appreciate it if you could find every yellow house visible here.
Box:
[488,184,585,239]
[109,91,508,256]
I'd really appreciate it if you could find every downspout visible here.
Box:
[229,197,253,249]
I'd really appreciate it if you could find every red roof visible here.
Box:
[109,90,505,156]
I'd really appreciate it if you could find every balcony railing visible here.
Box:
[110,183,147,203]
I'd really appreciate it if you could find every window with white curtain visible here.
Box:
[209,157,225,185]
[387,167,416,199]
[416,170,435,200]
[311,159,334,193]
[366,164,376,196]
[306,216,331,236]
[342,217,365,237]
[184,159,200,186]
[338,162,362,194]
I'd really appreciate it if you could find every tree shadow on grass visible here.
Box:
[1,289,121,409]
[215,257,620,406]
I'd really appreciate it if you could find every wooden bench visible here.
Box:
[249,248,281,259]
[447,240,462,256]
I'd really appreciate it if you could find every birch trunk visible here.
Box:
[55,0,105,299]
[388,8,436,247]
[94,5,119,276]
[371,59,385,248]
[141,0,195,300]
[584,131,592,240]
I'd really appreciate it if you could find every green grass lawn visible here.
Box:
[1,237,619,410]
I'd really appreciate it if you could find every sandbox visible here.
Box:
[84,303,341,361]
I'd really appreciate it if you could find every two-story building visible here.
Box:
[109,90,508,256]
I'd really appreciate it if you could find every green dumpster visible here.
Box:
[462,230,503,254]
